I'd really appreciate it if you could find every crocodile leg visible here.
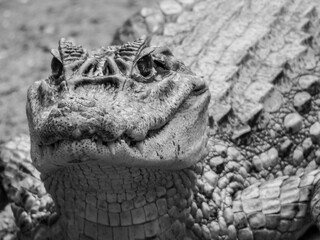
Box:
[11,194,61,240]
[311,177,320,232]
[222,170,320,240]
[0,136,62,240]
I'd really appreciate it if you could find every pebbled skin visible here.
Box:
[26,35,210,240]
[3,0,320,239]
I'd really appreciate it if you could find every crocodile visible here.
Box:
[2,0,320,239]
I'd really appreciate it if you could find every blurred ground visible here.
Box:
[0,0,155,143]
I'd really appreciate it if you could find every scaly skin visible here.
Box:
[26,35,210,240]
[2,0,320,239]
[27,37,209,173]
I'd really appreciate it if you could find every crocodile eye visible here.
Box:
[51,56,63,78]
[137,54,153,77]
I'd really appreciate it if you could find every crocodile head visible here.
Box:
[27,38,210,173]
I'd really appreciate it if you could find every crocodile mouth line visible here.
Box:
[35,85,210,170]
[39,85,209,149]
[39,120,167,158]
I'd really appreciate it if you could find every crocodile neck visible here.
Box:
[42,162,197,239]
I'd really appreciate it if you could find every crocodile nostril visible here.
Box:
[102,61,110,75]
[103,57,119,76]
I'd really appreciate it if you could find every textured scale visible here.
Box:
[58,38,88,79]
[117,37,149,61]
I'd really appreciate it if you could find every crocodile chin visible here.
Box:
[27,38,210,173]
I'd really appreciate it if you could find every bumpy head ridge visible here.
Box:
[27,37,211,173]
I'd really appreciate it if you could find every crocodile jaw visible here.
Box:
[26,39,211,173]
[28,88,210,173]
